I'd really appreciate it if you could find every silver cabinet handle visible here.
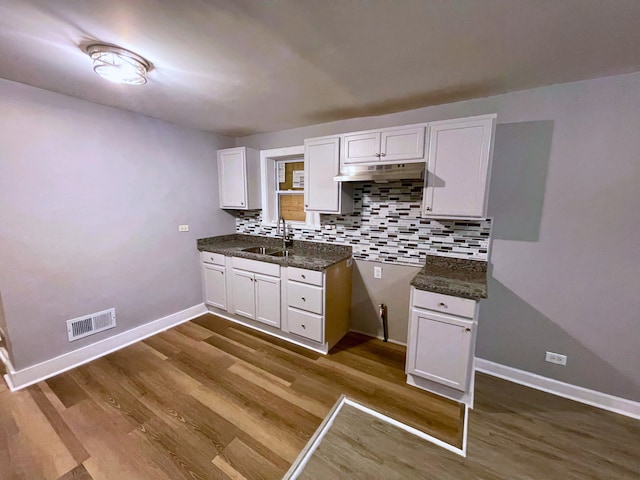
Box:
[301,324,306,329]
[305,204,308,207]
[301,274,306,279]
[426,207,432,211]
[465,328,471,332]
[375,153,381,157]
[301,297,306,301]
[380,153,386,157]
[438,302,447,308]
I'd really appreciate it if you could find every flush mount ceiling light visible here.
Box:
[86,44,150,86]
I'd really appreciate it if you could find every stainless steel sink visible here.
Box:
[268,250,293,257]
[242,246,277,254]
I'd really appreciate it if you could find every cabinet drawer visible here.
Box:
[288,307,323,343]
[412,288,476,318]
[201,252,225,266]
[232,257,280,277]
[287,281,323,315]
[288,267,323,286]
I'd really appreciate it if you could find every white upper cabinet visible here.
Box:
[217,146,261,209]
[422,114,496,218]
[304,136,353,214]
[341,124,426,165]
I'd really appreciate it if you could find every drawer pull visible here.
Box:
[301,324,306,329]
[438,302,447,308]
[301,274,306,279]
[465,328,471,332]
[301,297,306,301]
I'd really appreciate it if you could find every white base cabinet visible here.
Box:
[230,258,281,328]
[201,253,352,354]
[201,252,227,310]
[406,287,478,407]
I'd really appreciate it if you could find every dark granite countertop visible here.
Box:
[197,234,352,271]
[410,255,488,300]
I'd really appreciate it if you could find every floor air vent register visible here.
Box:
[66,308,116,341]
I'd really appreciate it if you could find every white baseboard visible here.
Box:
[475,358,640,420]
[2,303,207,392]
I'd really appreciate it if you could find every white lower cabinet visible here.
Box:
[231,268,281,328]
[203,263,227,310]
[255,274,281,327]
[201,254,352,354]
[407,309,473,391]
[201,252,227,310]
[287,307,323,343]
[406,287,478,407]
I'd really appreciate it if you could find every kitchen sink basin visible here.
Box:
[242,246,277,254]
[268,250,294,257]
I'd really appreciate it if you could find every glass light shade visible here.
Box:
[88,45,149,86]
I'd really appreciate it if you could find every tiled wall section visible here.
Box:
[235,180,492,266]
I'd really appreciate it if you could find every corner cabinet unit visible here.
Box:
[304,136,353,214]
[200,253,353,354]
[422,114,496,218]
[217,146,261,210]
[341,124,426,165]
[406,287,478,407]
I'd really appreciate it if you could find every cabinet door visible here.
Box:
[218,148,247,208]
[203,264,227,310]
[255,274,281,328]
[406,309,474,391]
[342,131,381,164]
[305,137,341,213]
[231,269,255,319]
[380,126,425,162]
[423,116,495,218]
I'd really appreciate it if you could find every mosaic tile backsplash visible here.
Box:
[235,180,492,267]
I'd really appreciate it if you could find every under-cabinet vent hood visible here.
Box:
[334,163,425,183]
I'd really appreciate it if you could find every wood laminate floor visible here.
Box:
[0,313,638,479]
[0,314,461,480]
[298,386,640,479]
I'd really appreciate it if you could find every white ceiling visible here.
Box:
[1,0,639,136]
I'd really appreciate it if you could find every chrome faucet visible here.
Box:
[278,216,292,250]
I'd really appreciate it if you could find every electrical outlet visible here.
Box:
[545,351,567,366]
[374,266,382,279]
[178,225,189,232]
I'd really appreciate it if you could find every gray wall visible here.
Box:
[351,260,420,343]
[238,72,640,401]
[0,79,236,370]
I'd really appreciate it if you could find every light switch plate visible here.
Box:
[374,266,382,279]
[178,225,189,232]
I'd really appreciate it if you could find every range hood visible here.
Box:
[334,163,425,183]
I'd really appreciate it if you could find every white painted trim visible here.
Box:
[284,395,347,479]
[475,358,640,420]
[343,398,466,457]
[0,345,15,377]
[349,329,407,346]
[2,304,207,392]
[284,396,466,479]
